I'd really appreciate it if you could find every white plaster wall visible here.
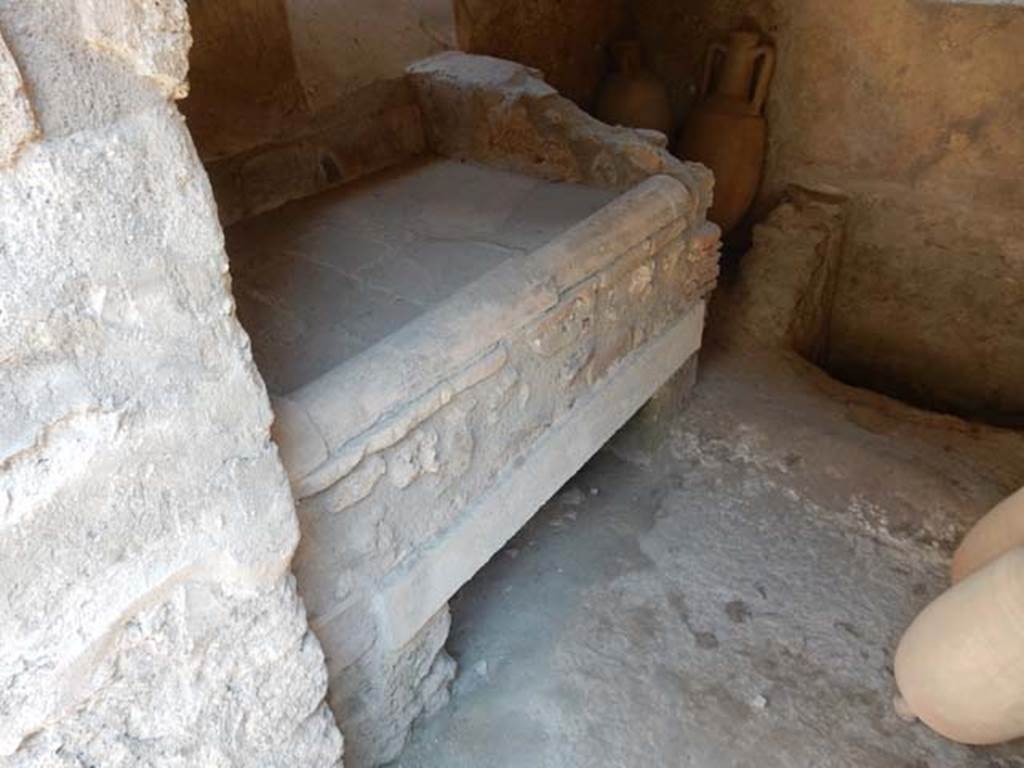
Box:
[285,0,456,110]
[0,1,342,764]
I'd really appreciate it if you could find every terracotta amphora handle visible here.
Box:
[700,42,728,99]
[750,45,776,114]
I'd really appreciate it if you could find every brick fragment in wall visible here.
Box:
[0,29,39,167]
[78,0,191,99]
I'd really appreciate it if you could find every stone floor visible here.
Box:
[392,342,1024,768]
[225,157,615,394]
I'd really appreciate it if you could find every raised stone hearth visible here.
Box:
[223,53,720,765]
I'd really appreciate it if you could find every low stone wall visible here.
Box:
[824,188,1024,425]
[718,182,1024,426]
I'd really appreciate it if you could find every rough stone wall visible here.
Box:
[285,0,456,112]
[203,78,426,225]
[631,0,1024,423]
[180,0,308,161]
[0,2,341,765]
[453,0,629,109]
[182,0,454,157]
[180,0,450,225]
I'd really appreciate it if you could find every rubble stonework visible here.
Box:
[0,2,341,765]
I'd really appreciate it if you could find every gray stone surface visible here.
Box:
[0,2,163,141]
[226,158,615,395]
[6,579,342,768]
[0,3,340,765]
[327,608,457,768]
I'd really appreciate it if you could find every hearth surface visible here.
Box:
[226,157,616,395]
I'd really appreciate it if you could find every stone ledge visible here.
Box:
[373,301,706,650]
[276,174,695,495]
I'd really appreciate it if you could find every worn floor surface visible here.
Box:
[393,343,1024,768]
